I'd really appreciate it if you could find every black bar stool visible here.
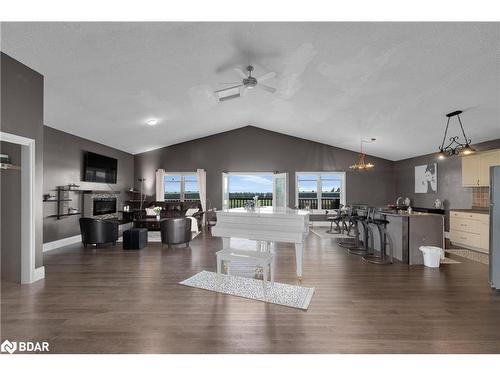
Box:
[337,206,360,248]
[325,209,341,234]
[348,207,374,256]
[362,209,393,265]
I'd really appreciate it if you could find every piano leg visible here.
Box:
[294,243,303,280]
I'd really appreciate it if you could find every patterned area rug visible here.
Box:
[179,270,315,310]
[440,257,461,264]
[446,249,489,265]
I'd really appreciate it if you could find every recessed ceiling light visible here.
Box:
[146,119,158,126]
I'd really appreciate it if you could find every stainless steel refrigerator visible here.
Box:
[490,166,500,289]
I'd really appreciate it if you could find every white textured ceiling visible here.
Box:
[1,22,499,160]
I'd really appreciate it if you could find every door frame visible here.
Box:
[0,131,44,284]
[272,172,288,209]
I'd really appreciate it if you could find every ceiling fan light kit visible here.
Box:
[437,110,475,159]
[214,65,277,102]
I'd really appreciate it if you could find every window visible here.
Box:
[224,173,273,208]
[183,175,200,201]
[164,175,181,200]
[164,173,199,201]
[296,172,345,210]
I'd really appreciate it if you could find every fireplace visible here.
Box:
[93,198,117,216]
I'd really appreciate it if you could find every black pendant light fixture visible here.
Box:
[438,110,475,159]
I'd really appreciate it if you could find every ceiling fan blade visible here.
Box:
[214,84,243,93]
[219,81,242,85]
[257,71,276,82]
[240,86,249,97]
[233,67,248,79]
[258,84,277,94]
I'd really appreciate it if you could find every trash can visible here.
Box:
[419,246,443,268]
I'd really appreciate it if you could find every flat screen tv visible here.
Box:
[83,152,117,183]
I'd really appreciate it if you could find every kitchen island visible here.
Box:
[375,211,445,265]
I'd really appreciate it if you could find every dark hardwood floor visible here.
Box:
[2,230,500,354]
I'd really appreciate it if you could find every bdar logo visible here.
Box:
[1,340,17,354]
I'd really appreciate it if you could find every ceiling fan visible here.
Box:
[214,65,277,102]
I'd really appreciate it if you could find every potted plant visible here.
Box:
[152,206,162,221]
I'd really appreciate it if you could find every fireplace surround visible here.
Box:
[93,197,117,216]
[83,191,119,219]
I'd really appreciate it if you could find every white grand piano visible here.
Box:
[211,206,310,279]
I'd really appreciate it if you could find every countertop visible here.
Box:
[381,211,444,218]
[450,208,489,214]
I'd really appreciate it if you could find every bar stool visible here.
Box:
[337,206,359,248]
[348,207,374,256]
[326,209,342,234]
[362,209,393,265]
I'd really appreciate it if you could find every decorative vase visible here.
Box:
[156,215,160,221]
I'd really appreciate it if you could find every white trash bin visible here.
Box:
[419,246,443,268]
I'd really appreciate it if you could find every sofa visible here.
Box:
[142,201,204,230]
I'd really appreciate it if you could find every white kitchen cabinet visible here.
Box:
[449,211,489,253]
[462,149,500,187]
[479,150,500,186]
[462,154,481,186]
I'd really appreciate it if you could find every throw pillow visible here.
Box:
[185,208,199,217]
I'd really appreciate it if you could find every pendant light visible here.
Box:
[438,110,475,159]
[350,138,376,171]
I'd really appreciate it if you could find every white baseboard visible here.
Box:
[43,223,134,252]
[33,266,45,282]
[43,234,81,252]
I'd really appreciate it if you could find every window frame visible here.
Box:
[295,171,346,210]
[163,172,199,202]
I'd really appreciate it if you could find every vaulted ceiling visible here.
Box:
[1,22,499,160]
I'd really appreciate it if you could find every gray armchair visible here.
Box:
[79,218,118,248]
[160,218,192,248]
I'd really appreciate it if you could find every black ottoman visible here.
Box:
[123,228,148,250]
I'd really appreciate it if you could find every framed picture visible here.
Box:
[415,163,437,193]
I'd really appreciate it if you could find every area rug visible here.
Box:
[446,249,488,265]
[179,270,315,310]
[440,257,461,264]
[117,231,200,243]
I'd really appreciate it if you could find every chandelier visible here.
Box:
[438,110,475,159]
[350,138,375,171]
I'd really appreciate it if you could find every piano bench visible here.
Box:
[216,248,275,288]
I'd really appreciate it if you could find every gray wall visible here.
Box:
[43,126,135,243]
[134,126,395,209]
[1,142,22,282]
[394,138,500,229]
[1,52,44,272]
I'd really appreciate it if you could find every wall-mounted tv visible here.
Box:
[83,152,117,183]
